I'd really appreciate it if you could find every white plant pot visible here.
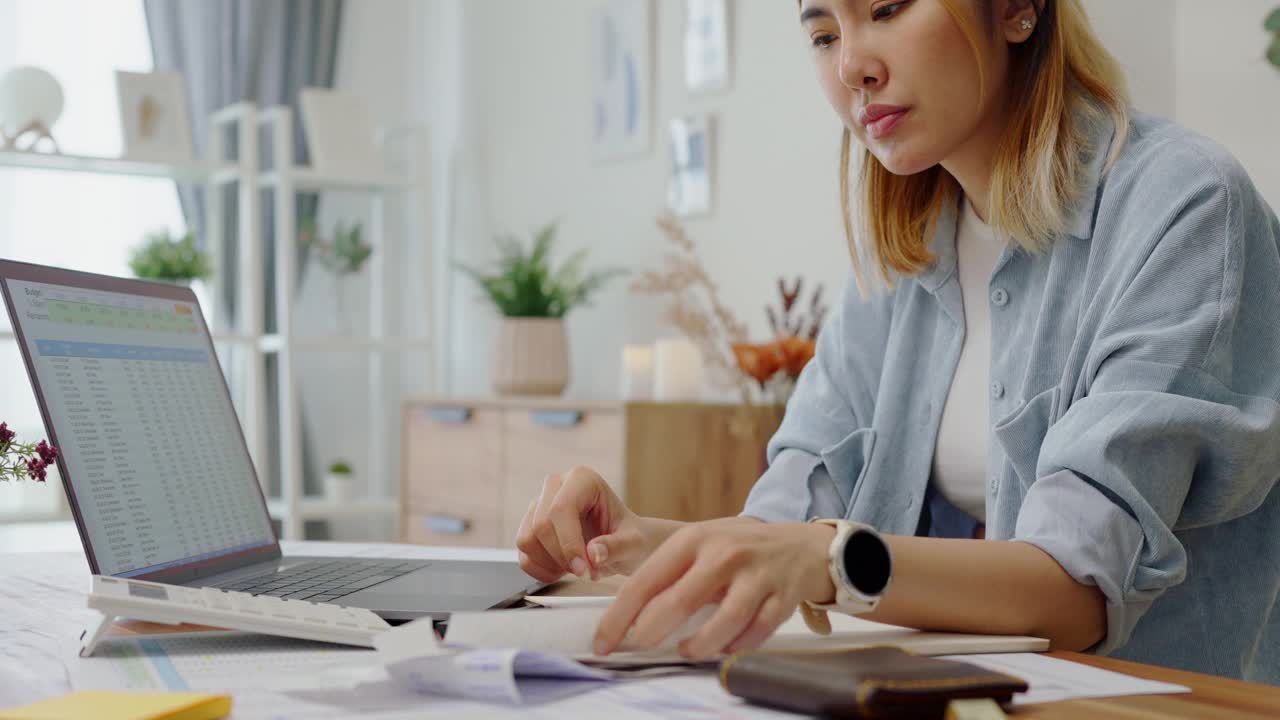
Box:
[492,317,569,396]
[324,472,355,503]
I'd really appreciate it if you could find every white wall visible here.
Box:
[449,0,846,401]
[1174,0,1280,207]
[1082,0,1176,118]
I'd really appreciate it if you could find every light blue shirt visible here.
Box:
[743,111,1280,684]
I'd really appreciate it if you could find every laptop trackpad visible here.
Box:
[343,561,536,613]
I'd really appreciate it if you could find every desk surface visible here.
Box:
[3,543,1278,719]
[540,575,1280,719]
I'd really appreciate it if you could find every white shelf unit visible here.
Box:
[256,106,430,541]
[0,102,431,542]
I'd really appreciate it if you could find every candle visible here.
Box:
[620,344,655,401]
[653,338,704,402]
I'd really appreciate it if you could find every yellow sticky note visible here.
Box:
[0,691,230,720]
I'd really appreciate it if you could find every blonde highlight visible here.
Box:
[840,0,1130,293]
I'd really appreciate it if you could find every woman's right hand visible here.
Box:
[515,466,658,582]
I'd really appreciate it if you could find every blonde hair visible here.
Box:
[843,0,1130,289]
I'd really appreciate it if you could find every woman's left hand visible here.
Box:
[593,520,837,660]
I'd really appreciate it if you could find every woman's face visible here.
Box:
[800,0,1031,176]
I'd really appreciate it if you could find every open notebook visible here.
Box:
[440,597,1048,665]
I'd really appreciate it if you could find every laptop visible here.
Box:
[0,259,542,621]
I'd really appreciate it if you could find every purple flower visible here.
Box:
[25,457,47,482]
[0,422,14,446]
[35,440,58,465]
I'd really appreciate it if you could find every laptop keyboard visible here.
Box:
[210,560,425,603]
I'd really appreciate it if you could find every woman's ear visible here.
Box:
[999,0,1039,44]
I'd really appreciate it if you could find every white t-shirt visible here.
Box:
[931,198,1007,522]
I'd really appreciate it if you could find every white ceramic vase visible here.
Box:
[324,472,354,503]
[492,317,569,396]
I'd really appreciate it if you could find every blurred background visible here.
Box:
[1,0,1277,550]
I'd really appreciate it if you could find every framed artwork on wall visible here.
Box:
[590,0,653,161]
[684,0,730,94]
[115,70,194,163]
[667,113,713,217]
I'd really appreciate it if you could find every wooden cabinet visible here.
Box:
[401,398,784,547]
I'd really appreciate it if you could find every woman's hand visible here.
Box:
[593,521,837,660]
[515,466,669,582]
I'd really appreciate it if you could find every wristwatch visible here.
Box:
[799,518,893,635]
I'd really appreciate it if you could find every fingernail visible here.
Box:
[570,557,587,576]
[593,638,608,656]
[591,544,608,565]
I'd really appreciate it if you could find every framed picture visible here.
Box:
[590,0,652,161]
[684,0,730,94]
[115,70,194,163]
[298,88,382,177]
[667,114,713,217]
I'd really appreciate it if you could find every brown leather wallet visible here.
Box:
[719,646,1027,719]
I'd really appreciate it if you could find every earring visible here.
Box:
[1020,18,1035,31]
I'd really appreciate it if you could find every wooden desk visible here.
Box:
[1020,653,1280,719]
[543,577,1280,719]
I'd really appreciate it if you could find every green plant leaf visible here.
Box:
[129,228,211,281]
[529,222,557,271]
[455,221,623,318]
[1269,38,1280,69]
[1266,7,1280,32]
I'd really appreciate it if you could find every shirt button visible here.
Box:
[990,476,1000,494]
[990,287,1009,307]
[991,381,1006,400]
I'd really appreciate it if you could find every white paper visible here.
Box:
[523,594,613,608]
[445,605,1045,663]
[376,617,614,704]
[940,652,1191,706]
[375,605,1052,706]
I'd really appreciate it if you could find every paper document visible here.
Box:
[448,604,1046,662]
[377,621,615,704]
[941,653,1190,706]
[376,604,1049,704]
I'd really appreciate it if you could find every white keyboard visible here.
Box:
[81,574,393,657]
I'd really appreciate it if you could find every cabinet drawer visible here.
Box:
[403,404,502,510]
[501,408,625,540]
[402,502,503,547]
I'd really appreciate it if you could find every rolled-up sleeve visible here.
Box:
[1012,146,1280,655]
[742,275,893,523]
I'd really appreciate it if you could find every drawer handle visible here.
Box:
[423,513,471,535]
[529,410,583,427]
[424,407,473,425]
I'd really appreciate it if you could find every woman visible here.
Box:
[517,0,1280,683]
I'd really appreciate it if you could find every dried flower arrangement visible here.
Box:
[731,278,826,403]
[631,214,829,406]
[631,214,751,398]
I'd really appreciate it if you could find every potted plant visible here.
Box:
[458,221,624,396]
[324,459,354,502]
[128,228,212,285]
[301,220,373,335]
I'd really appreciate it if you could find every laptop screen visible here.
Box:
[0,264,275,577]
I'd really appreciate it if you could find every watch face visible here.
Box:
[843,529,891,596]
